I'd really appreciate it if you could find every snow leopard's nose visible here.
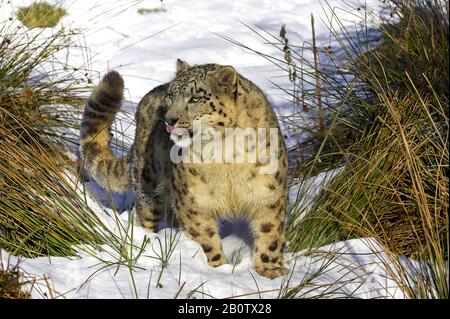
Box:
[165,117,178,126]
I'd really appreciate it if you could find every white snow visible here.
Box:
[0,0,414,299]
[2,232,406,299]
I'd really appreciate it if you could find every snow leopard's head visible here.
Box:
[164,60,238,139]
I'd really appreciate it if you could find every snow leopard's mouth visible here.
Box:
[165,123,193,147]
[165,123,177,134]
[165,122,193,136]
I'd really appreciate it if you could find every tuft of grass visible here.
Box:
[285,0,448,298]
[0,18,118,258]
[150,228,181,289]
[17,2,67,29]
[0,264,30,299]
[137,7,167,15]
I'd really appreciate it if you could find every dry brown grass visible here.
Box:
[282,0,448,298]
[0,263,30,299]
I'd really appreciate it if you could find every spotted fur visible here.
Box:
[80,60,289,279]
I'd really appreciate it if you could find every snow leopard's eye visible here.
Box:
[166,93,173,100]
[188,96,200,104]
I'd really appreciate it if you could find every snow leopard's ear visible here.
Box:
[176,59,191,75]
[210,66,237,94]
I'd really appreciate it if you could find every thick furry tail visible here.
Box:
[80,71,132,192]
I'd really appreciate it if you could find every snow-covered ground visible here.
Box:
[0,0,412,299]
[2,232,406,299]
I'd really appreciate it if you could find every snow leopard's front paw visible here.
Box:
[207,253,229,268]
[255,265,288,279]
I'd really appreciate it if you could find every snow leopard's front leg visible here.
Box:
[172,165,228,267]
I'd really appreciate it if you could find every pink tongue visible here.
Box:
[165,124,176,133]
[166,125,185,137]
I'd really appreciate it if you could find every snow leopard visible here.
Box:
[80,60,289,279]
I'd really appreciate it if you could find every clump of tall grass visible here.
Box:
[0,20,115,258]
[283,0,448,298]
[17,1,66,29]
